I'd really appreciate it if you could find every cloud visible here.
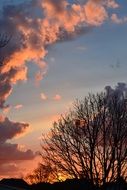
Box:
[0,143,34,162]
[35,61,48,85]
[14,104,23,109]
[77,46,87,51]
[53,94,62,101]
[0,0,118,108]
[3,106,11,114]
[41,93,62,101]
[41,92,48,100]
[0,116,35,164]
[105,82,127,104]
[111,13,127,24]
[0,117,28,141]
[0,163,19,177]
[83,0,108,26]
[0,66,27,109]
[106,0,119,8]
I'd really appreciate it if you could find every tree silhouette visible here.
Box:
[26,162,58,184]
[39,87,127,186]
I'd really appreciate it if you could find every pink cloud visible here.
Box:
[106,0,119,8]
[0,116,35,165]
[111,14,127,24]
[53,94,62,101]
[14,104,23,110]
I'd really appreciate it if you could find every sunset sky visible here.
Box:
[0,0,127,178]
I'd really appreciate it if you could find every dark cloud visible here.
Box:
[0,117,28,142]
[0,143,34,161]
[58,25,93,42]
[105,82,127,104]
[0,116,35,164]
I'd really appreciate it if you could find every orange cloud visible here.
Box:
[42,0,108,32]
[3,106,11,114]
[84,0,108,26]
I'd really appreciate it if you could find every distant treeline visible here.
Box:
[1,178,127,190]
[30,178,127,190]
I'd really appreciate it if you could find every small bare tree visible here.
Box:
[26,162,56,184]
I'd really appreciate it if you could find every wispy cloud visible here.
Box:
[77,46,87,51]
[14,104,23,110]
[35,61,48,85]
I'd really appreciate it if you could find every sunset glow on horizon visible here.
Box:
[0,0,127,180]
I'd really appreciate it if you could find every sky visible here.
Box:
[0,0,127,178]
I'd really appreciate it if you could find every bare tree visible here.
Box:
[26,160,61,184]
[107,93,127,181]
[26,162,56,184]
[40,90,127,186]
